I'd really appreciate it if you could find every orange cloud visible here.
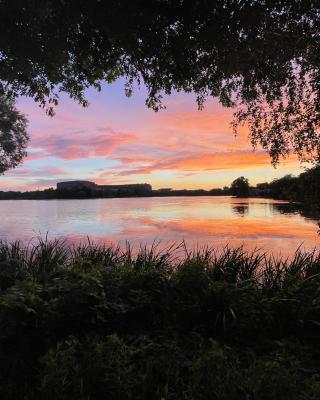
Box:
[111,150,296,176]
[12,91,302,191]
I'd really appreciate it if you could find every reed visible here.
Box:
[0,237,320,399]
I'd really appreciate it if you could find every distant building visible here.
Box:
[57,181,97,191]
[57,181,152,194]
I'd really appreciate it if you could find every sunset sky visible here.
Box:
[2,79,303,191]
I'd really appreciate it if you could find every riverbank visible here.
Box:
[1,239,320,399]
[0,188,231,200]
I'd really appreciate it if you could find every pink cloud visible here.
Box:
[11,92,302,191]
[7,166,67,178]
[28,128,136,160]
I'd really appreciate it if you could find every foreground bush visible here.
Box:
[0,238,320,399]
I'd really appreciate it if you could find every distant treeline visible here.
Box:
[263,165,320,204]
[225,165,320,206]
[1,165,320,204]
[0,187,231,200]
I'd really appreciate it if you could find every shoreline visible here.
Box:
[0,193,288,201]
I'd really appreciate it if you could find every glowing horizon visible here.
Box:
[1,79,303,191]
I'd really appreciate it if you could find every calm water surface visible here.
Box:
[0,196,319,255]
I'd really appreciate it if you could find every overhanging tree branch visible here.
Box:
[0,0,320,165]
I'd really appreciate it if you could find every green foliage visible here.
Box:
[269,174,298,200]
[0,238,320,398]
[191,341,243,400]
[231,176,250,197]
[42,335,132,400]
[269,165,320,205]
[247,352,302,400]
[1,2,320,163]
[0,95,28,173]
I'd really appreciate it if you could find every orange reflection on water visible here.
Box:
[87,197,320,256]
[0,197,318,257]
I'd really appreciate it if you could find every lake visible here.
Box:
[0,196,319,256]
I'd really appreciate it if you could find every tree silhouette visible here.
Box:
[1,1,320,164]
[230,177,250,197]
[0,96,28,173]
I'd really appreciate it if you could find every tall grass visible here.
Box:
[1,237,320,399]
[1,237,320,286]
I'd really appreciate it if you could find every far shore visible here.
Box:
[0,191,278,201]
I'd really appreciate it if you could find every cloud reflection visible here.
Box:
[0,197,318,257]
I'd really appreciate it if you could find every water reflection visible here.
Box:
[232,204,249,217]
[273,202,320,221]
[0,196,318,256]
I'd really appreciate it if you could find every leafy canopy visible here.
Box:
[0,96,28,173]
[1,1,320,164]
[230,177,250,197]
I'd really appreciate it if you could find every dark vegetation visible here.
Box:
[230,177,250,197]
[0,186,231,200]
[268,166,320,203]
[1,165,320,207]
[229,165,320,208]
[1,1,320,168]
[0,95,28,173]
[252,165,320,206]
[1,238,320,399]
